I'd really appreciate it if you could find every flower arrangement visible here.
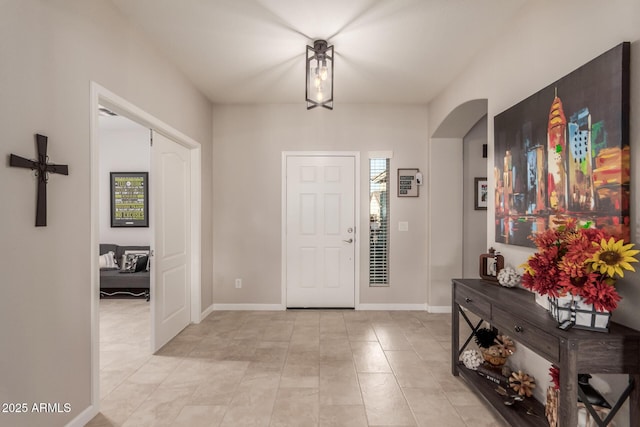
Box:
[520,216,639,312]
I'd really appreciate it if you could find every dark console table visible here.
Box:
[451,278,640,426]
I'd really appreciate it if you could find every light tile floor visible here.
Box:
[87,300,507,427]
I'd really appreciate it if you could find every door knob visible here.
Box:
[343,238,353,243]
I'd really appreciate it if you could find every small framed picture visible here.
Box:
[474,177,488,210]
[398,168,419,197]
[110,172,149,227]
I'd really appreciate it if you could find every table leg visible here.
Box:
[452,299,460,376]
[630,374,639,427]
[559,340,579,426]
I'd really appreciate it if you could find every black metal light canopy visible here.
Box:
[306,40,334,110]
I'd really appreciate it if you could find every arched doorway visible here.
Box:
[427,99,488,310]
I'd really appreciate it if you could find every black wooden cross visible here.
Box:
[9,134,69,226]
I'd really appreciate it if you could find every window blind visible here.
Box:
[369,158,389,286]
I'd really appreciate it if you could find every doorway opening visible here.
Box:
[89,82,202,415]
[97,109,153,400]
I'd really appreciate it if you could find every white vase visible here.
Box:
[548,294,573,323]
[547,295,610,332]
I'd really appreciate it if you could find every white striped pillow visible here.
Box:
[99,251,118,269]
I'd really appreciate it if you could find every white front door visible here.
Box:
[285,155,356,308]
[151,131,191,351]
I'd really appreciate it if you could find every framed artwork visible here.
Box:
[494,42,630,247]
[398,168,419,197]
[110,172,149,227]
[475,177,488,210]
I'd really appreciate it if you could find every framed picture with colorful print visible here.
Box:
[493,42,630,247]
[110,172,149,227]
[475,177,488,210]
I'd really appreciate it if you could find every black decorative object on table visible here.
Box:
[9,134,69,226]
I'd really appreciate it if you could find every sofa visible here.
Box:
[99,243,150,300]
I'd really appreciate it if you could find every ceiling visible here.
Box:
[110,0,527,105]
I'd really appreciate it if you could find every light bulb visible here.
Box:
[317,90,324,102]
[320,65,328,81]
[314,75,321,89]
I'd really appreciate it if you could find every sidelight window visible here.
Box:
[369,158,390,286]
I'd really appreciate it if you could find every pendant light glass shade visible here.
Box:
[306,40,334,110]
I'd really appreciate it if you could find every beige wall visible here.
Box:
[462,117,488,278]
[212,104,429,307]
[428,137,463,308]
[428,0,640,419]
[0,1,212,426]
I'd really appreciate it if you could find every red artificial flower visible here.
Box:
[522,247,562,297]
[558,271,599,296]
[581,277,621,312]
[581,227,609,245]
[549,365,560,390]
[559,231,599,278]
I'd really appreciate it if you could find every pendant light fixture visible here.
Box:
[306,40,334,110]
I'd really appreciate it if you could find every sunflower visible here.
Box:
[586,237,639,278]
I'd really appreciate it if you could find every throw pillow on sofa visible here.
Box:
[121,254,138,273]
[124,250,150,271]
[99,251,118,269]
[135,256,149,272]
[120,253,149,273]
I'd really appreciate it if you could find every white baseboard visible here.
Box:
[212,303,286,311]
[426,305,452,314]
[357,303,427,311]
[65,404,97,427]
[199,303,215,321]
[209,303,450,313]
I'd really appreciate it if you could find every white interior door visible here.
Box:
[286,155,356,308]
[151,131,191,351]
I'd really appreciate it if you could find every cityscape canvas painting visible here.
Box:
[494,43,630,247]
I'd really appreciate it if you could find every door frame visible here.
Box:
[281,151,361,308]
[89,82,202,411]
